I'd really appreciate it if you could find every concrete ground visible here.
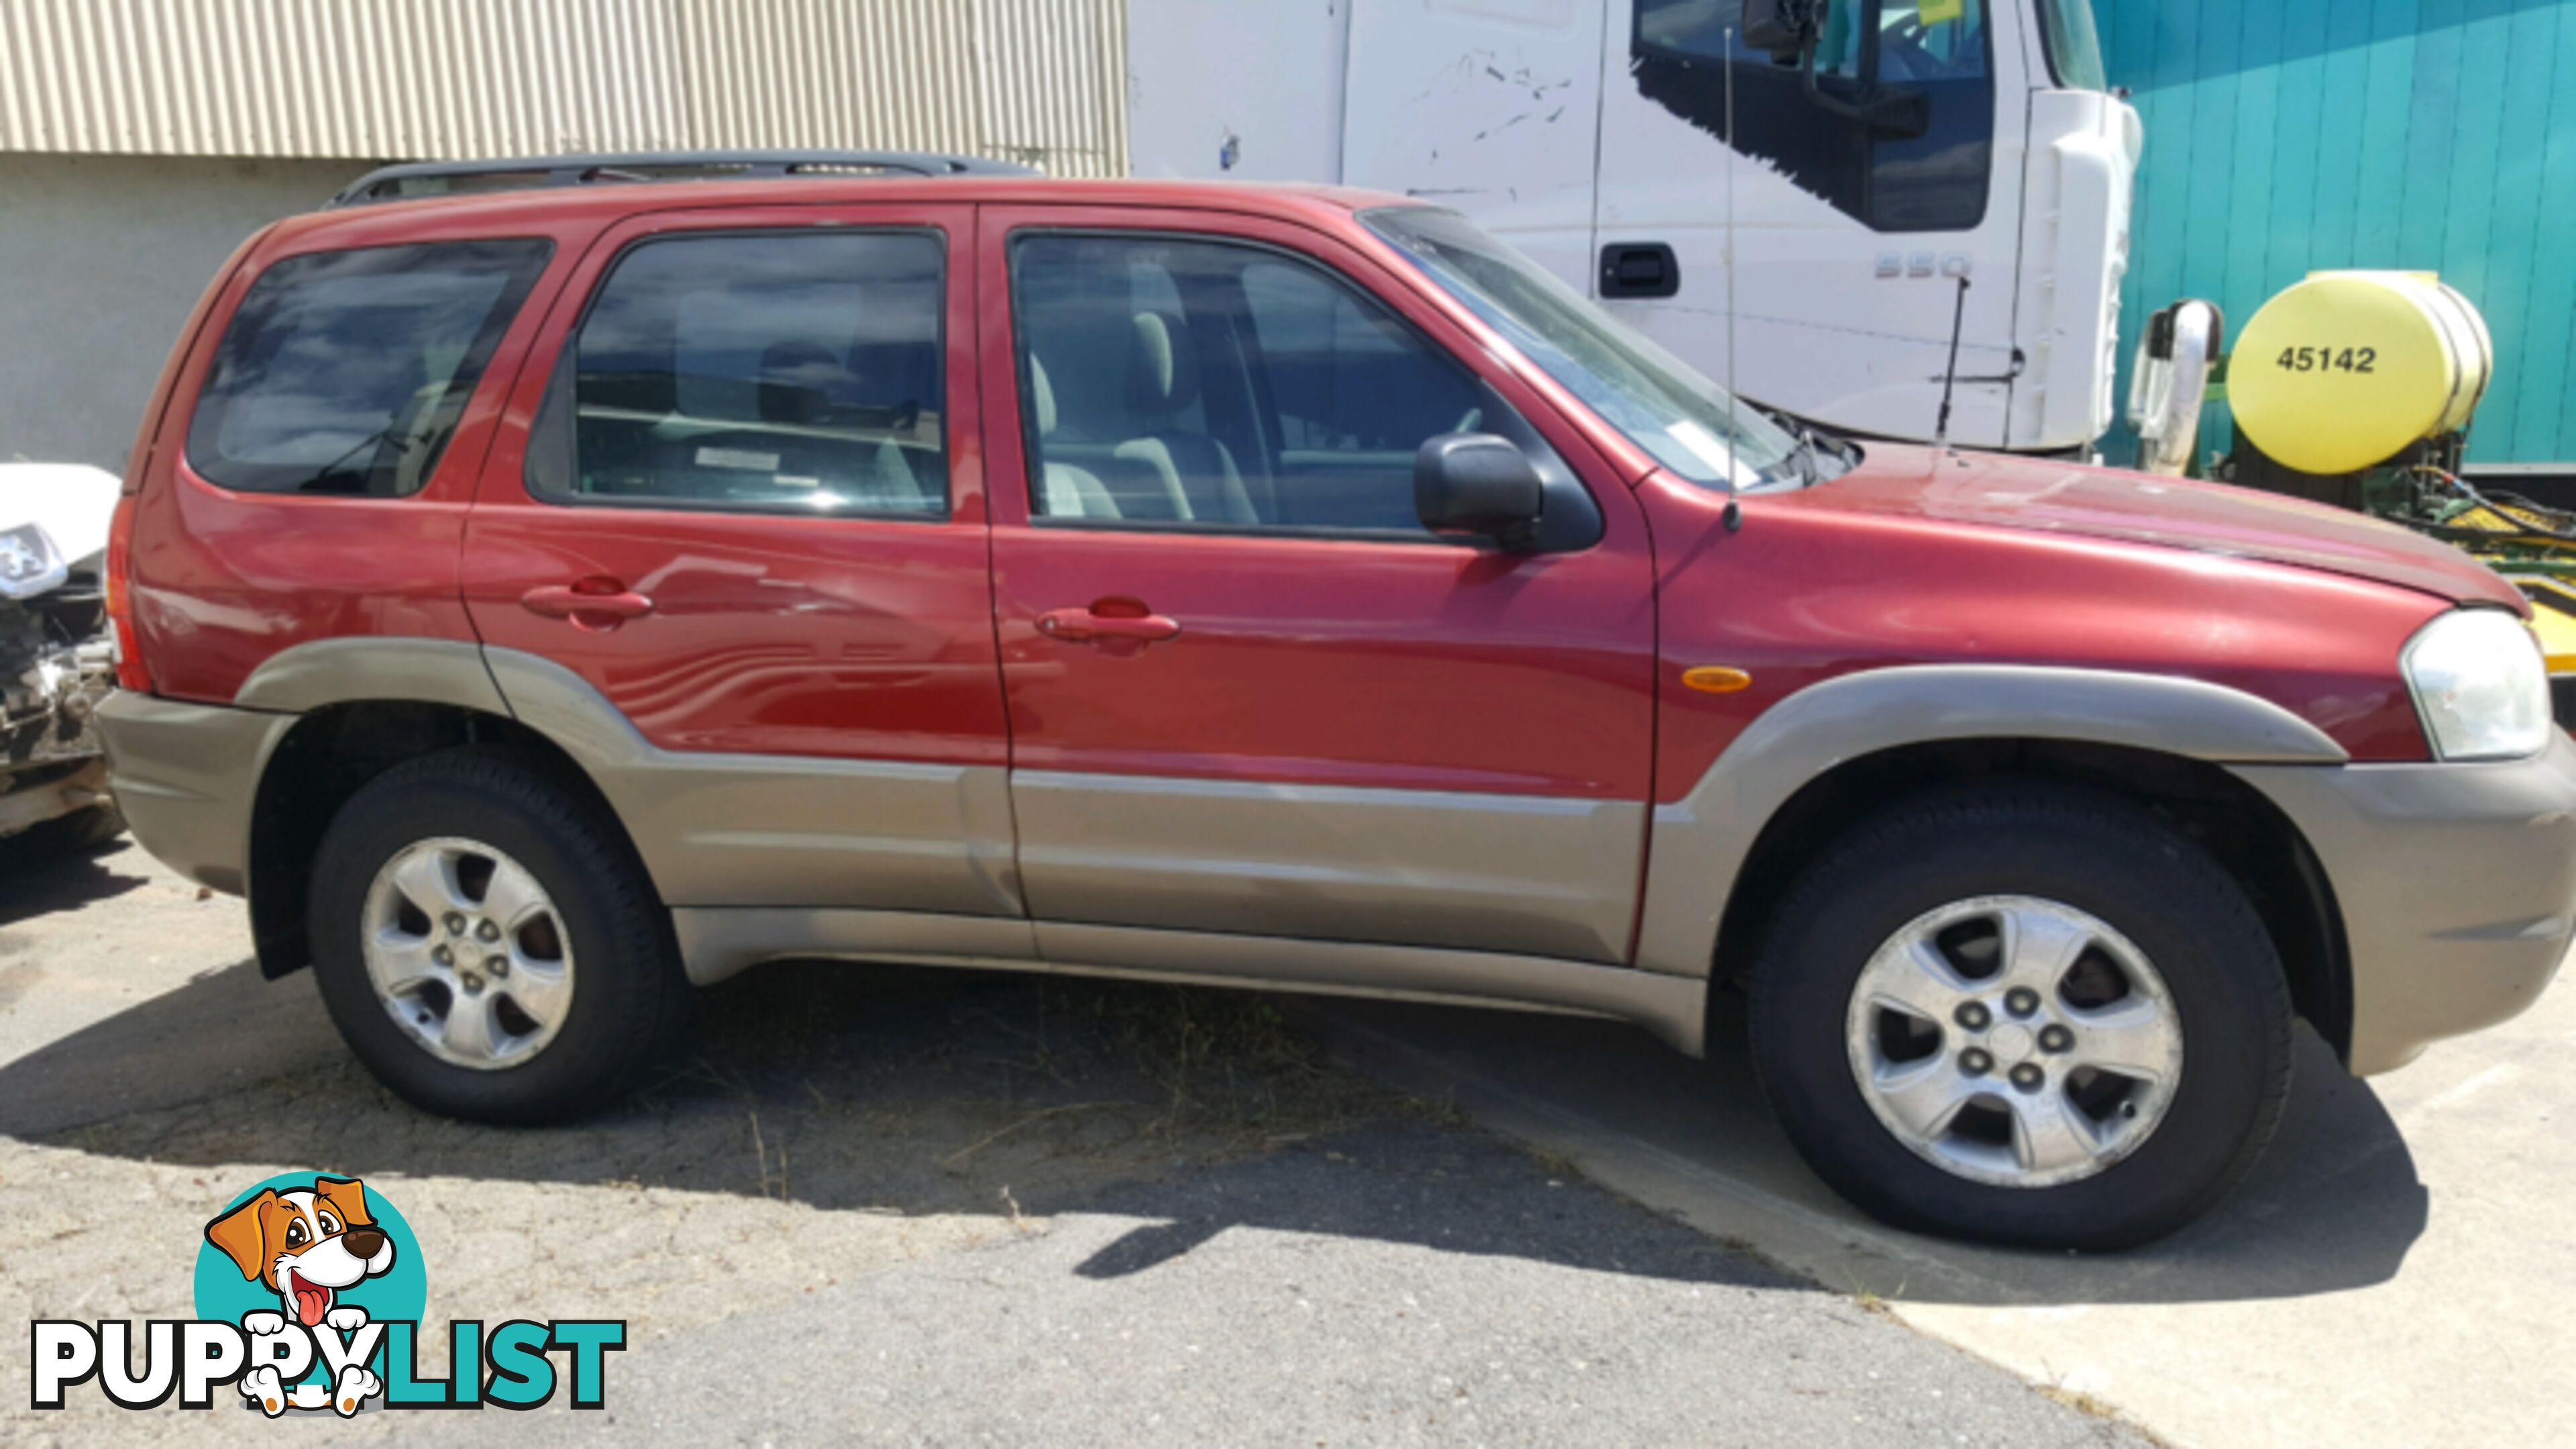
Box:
[1311,970,2576,1449]
[1,841,2135,1446]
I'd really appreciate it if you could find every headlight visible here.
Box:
[2402,608,2552,761]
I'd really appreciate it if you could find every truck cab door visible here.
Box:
[1593,0,2026,447]
[1340,0,1608,295]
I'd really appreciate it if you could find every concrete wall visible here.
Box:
[0,152,373,471]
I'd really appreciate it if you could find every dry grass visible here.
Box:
[1028,978,1409,1151]
[2039,1383,2125,1421]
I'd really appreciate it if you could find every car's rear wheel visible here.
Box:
[308,748,688,1124]
[1747,784,2294,1250]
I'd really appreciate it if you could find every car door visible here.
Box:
[977,203,1658,967]
[462,201,1023,924]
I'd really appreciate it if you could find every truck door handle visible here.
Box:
[521,580,655,631]
[1599,242,1680,299]
[1036,602,1181,645]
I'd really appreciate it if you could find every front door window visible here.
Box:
[1009,231,1548,537]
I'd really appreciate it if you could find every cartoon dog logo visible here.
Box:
[204,1176,394,1415]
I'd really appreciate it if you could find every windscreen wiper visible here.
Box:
[1781,427,1827,486]
[297,425,422,494]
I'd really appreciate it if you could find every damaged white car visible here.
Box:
[0,463,121,848]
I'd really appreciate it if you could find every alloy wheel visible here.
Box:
[1844,895,2184,1189]
[360,836,576,1071]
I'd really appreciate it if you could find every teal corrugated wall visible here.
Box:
[2100,0,2576,465]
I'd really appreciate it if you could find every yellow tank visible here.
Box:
[2229,271,2492,475]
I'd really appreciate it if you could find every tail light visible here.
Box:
[104,492,151,693]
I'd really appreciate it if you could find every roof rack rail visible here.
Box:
[326,149,1040,208]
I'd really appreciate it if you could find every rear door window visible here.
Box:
[186,239,551,495]
[525,230,949,517]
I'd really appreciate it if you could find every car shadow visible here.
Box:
[0,941,2423,1308]
[1059,1113,1806,1292]
[0,952,1799,1295]
[0,829,148,926]
[1309,991,2430,1309]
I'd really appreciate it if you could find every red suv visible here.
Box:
[99,151,2576,1249]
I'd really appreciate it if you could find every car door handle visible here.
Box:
[1036,604,1181,645]
[521,581,655,631]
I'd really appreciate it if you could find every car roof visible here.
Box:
[257,174,1421,256]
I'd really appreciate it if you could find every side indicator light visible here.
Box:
[1681,666,1752,694]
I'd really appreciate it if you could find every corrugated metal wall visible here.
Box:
[0,0,1128,176]
[2101,0,2576,466]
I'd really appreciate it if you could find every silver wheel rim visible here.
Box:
[1845,896,2183,1189]
[360,836,576,1071]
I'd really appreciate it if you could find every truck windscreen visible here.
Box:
[2038,0,2108,91]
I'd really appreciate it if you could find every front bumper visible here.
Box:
[2235,731,2576,1075]
[94,689,292,896]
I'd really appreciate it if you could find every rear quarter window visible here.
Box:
[184,239,551,496]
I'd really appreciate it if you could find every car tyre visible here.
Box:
[308,747,690,1124]
[1746,783,2294,1250]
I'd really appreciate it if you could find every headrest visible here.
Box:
[757,339,847,425]
[1028,354,1058,437]
[845,336,933,402]
[1125,312,1201,418]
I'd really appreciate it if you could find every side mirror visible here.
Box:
[2126,299,2224,476]
[1746,1,1931,138]
[1415,433,1544,549]
[1741,0,1813,58]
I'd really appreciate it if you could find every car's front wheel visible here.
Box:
[1747,784,2294,1250]
[307,748,689,1124]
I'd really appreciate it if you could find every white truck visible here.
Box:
[1126,0,2136,455]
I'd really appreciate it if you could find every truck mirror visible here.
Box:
[2127,300,2224,477]
[1741,0,1812,58]
[1748,3,1927,137]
